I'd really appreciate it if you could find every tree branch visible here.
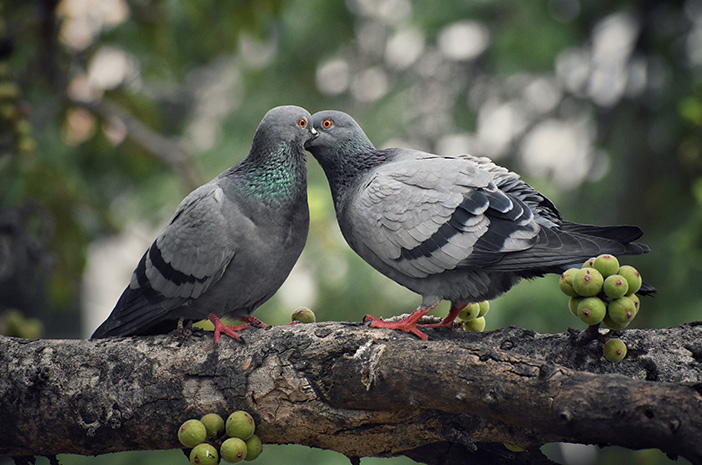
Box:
[1,322,701,464]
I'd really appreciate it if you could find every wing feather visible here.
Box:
[92,181,237,338]
[343,152,541,279]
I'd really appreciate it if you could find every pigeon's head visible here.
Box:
[254,105,318,148]
[305,111,375,167]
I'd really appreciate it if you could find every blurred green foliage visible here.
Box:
[1,0,700,463]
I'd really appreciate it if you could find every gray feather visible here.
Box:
[92,105,316,338]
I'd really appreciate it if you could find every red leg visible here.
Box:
[237,315,270,329]
[419,302,467,329]
[363,302,439,341]
[208,313,249,343]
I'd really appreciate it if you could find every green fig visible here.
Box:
[559,268,580,297]
[603,274,629,299]
[582,257,596,268]
[178,419,207,448]
[244,435,263,461]
[572,268,604,297]
[221,437,248,463]
[576,297,607,325]
[291,307,316,323]
[504,443,525,452]
[200,413,225,440]
[629,294,640,316]
[190,443,218,465]
[603,338,627,362]
[603,313,629,330]
[457,303,480,321]
[593,254,620,278]
[608,297,637,325]
[568,297,583,316]
[617,265,642,295]
[226,411,256,440]
[477,300,490,317]
[462,316,486,332]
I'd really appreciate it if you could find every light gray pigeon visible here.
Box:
[305,110,653,340]
[91,105,317,342]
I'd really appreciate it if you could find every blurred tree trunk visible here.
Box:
[1,322,701,465]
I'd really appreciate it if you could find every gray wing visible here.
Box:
[345,153,540,279]
[468,155,562,228]
[91,182,237,338]
[463,155,650,272]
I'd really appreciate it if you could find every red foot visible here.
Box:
[418,303,466,330]
[364,303,439,341]
[237,315,270,329]
[208,314,249,343]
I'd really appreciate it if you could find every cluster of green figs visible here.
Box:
[559,254,644,362]
[178,411,262,464]
[456,301,491,332]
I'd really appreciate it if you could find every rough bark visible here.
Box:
[1,321,701,464]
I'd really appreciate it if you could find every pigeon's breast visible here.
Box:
[188,196,309,318]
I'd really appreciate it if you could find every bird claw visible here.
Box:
[417,303,464,330]
[207,313,278,343]
[363,312,430,341]
[213,324,247,343]
[209,313,253,343]
[418,320,455,330]
[238,315,270,329]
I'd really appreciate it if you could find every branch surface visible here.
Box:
[1,322,701,464]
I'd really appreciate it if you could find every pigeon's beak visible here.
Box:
[305,127,319,149]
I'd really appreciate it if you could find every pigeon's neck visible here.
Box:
[325,146,390,205]
[229,142,307,205]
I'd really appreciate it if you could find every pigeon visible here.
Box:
[91,105,317,342]
[305,110,653,340]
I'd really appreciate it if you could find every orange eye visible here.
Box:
[298,118,307,128]
[322,119,333,129]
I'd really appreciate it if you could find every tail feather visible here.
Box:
[638,281,657,296]
[559,221,644,244]
[487,221,658,295]
[91,287,185,338]
[487,223,651,274]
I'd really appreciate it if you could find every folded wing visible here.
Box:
[346,153,541,279]
[91,182,236,338]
